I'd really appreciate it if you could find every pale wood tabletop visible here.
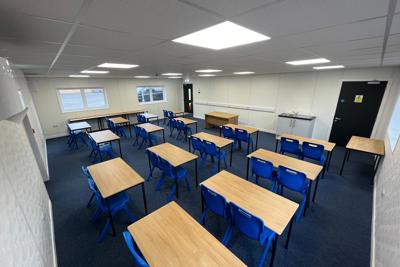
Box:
[89,130,120,144]
[88,158,144,198]
[223,123,258,134]
[201,170,298,235]
[109,116,130,125]
[192,132,234,148]
[142,113,158,119]
[147,143,198,167]
[175,117,197,125]
[281,133,336,152]
[206,111,238,119]
[128,201,246,267]
[170,110,185,115]
[248,149,322,180]
[68,121,91,131]
[346,135,385,155]
[137,123,164,133]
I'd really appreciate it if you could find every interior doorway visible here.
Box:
[183,84,193,114]
[329,81,387,146]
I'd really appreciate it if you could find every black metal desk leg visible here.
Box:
[195,159,198,187]
[195,123,198,133]
[339,149,348,176]
[200,190,205,225]
[141,183,148,214]
[285,217,294,249]
[118,140,123,158]
[326,151,333,172]
[218,148,221,172]
[304,180,313,216]
[162,129,165,143]
[188,137,191,152]
[275,139,279,152]
[270,236,278,267]
[230,144,233,167]
[312,173,321,203]
[246,157,250,180]
[346,150,351,161]
[147,151,151,173]
[106,199,116,237]
[128,123,132,137]
[219,127,222,137]
[256,131,259,149]
[370,155,381,185]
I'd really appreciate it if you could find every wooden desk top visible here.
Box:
[68,121,91,131]
[142,113,158,119]
[171,110,184,115]
[109,117,130,124]
[248,149,322,180]
[281,133,336,152]
[88,158,144,198]
[128,202,245,267]
[191,132,234,148]
[206,111,238,119]
[223,123,258,134]
[89,130,120,144]
[148,143,198,167]
[137,123,164,133]
[346,135,385,156]
[69,109,145,122]
[176,117,197,125]
[201,171,298,235]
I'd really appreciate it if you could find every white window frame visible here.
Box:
[136,86,167,105]
[57,87,109,113]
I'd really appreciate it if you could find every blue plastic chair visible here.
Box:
[122,231,149,267]
[235,129,254,154]
[222,126,236,141]
[191,136,204,158]
[300,142,326,165]
[276,166,309,222]
[82,166,95,208]
[251,157,276,190]
[280,137,300,156]
[223,202,276,267]
[157,159,190,202]
[88,179,136,242]
[203,140,227,174]
[138,128,157,149]
[132,124,142,146]
[114,123,126,137]
[67,126,87,149]
[199,185,230,227]
[162,109,168,125]
[88,135,115,163]
[169,119,178,136]
[176,120,192,141]
[147,151,162,181]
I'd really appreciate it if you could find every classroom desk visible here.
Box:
[69,109,145,129]
[147,143,198,197]
[279,133,336,172]
[142,113,159,125]
[247,149,323,205]
[88,130,122,160]
[137,123,165,143]
[170,110,185,117]
[175,117,198,133]
[109,116,132,137]
[190,132,234,171]
[128,201,245,267]
[220,123,259,150]
[201,170,299,263]
[339,135,385,184]
[67,121,91,149]
[88,158,147,237]
[205,111,239,128]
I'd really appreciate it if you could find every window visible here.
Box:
[58,88,108,112]
[137,86,166,104]
[388,94,400,152]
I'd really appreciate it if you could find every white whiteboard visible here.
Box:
[388,95,400,152]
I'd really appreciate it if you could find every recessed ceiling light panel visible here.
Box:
[167,76,182,79]
[134,75,151,78]
[233,71,254,75]
[198,74,216,77]
[173,21,270,50]
[286,58,330,65]
[81,70,109,74]
[313,65,345,70]
[195,69,222,73]
[69,75,90,78]
[98,63,139,69]
[162,73,182,76]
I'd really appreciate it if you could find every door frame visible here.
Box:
[327,78,393,140]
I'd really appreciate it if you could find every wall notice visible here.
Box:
[354,95,363,103]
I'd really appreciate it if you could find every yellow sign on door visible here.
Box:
[354,95,363,103]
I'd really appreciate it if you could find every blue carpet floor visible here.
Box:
[45,117,374,267]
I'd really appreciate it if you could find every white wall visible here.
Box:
[192,67,400,140]
[28,78,182,138]
[372,81,400,267]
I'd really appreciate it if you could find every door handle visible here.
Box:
[334,117,341,122]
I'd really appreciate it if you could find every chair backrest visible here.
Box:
[203,140,217,156]
[123,231,149,267]
[167,111,174,119]
[302,142,324,161]
[88,135,98,150]
[230,202,265,241]
[222,126,234,139]
[235,129,249,142]
[191,136,204,152]
[170,119,177,128]
[148,151,160,168]
[201,185,230,219]
[87,178,103,206]
[277,166,308,192]
[280,137,300,154]
[251,157,274,179]
[177,120,185,130]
